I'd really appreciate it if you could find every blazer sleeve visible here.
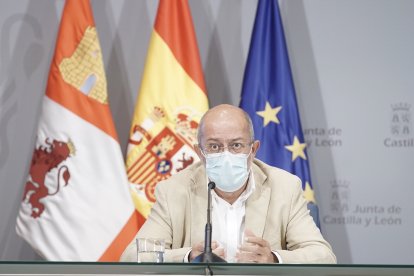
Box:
[120,181,191,262]
[275,178,337,263]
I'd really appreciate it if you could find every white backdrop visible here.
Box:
[0,0,413,264]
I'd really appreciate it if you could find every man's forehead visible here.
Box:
[205,137,246,143]
[198,105,252,143]
[201,125,250,142]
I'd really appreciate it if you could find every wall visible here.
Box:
[0,0,413,264]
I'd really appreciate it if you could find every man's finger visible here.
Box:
[244,236,268,247]
[235,250,259,263]
[211,241,220,250]
[239,243,259,253]
[194,241,204,251]
[244,228,256,238]
[213,247,225,259]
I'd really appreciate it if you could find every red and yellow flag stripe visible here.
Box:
[126,0,208,225]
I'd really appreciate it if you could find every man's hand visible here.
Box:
[189,241,225,261]
[235,229,278,263]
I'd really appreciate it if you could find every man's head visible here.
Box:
[197,104,255,146]
[194,104,260,198]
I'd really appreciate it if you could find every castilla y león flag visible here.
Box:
[16,0,139,261]
[126,0,208,226]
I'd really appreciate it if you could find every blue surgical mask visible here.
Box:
[204,151,250,192]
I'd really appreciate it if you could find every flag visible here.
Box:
[126,0,208,227]
[240,0,319,226]
[16,0,139,261]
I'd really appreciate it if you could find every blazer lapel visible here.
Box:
[245,162,270,238]
[190,165,208,245]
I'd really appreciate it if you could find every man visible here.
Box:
[121,104,336,263]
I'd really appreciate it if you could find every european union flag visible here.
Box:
[240,0,319,227]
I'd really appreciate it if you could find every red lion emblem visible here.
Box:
[22,138,75,218]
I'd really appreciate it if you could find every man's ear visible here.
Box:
[252,140,260,157]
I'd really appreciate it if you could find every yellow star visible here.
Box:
[303,181,316,203]
[285,136,307,161]
[256,101,282,127]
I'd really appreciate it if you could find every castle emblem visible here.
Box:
[59,26,107,103]
[391,103,411,136]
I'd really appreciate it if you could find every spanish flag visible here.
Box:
[126,0,208,226]
[16,0,138,261]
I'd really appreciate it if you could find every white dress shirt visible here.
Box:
[210,174,255,262]
[185,172,282,263]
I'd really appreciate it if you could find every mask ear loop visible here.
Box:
[241,143,253,158]
[245,144,254,177]
[199,145,207,158]
[199,146,213,187]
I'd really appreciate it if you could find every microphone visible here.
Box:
[191,181,226,263]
